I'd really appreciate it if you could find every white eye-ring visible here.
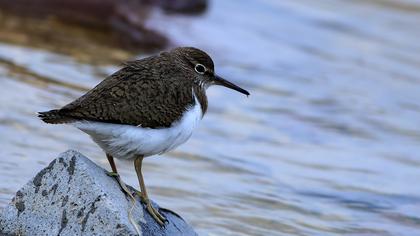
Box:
[194,64,206,74]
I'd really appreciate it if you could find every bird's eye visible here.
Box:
[194,64,206,74]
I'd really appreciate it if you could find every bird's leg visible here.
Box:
[106,154,133,197]
[134,156,166,226]
[106,154,119,177]
[105,154,141,235]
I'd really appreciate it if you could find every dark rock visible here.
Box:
[156,0,208,14]
[0,0,208,50]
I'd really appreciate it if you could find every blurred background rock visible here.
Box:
[0,0,207,62]
[1,0,420,235]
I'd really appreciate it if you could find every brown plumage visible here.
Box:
[39,47,214,128]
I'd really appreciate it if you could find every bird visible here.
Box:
[38,47,250,226]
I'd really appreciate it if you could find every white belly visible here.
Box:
[72,97,202,160]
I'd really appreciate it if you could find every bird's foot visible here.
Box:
[107,172,133,198]
[107,172,141,235]
[135,191,167,226]
[145,198,167,226]
[106,171,119,177]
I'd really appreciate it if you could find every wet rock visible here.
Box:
[0,150,197,236]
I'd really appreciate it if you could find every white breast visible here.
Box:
[72,96,202,160]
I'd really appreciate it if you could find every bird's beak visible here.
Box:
[213,75,250,96]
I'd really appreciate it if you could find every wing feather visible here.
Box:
[52,58,195,128]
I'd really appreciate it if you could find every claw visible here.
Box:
[135,191,166,225]
[145,199,166,226]
[150,203,166,223]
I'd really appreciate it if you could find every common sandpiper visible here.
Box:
[38,47,250,225]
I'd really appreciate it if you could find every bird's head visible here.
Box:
[171,47,250,96]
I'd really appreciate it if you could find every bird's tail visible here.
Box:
[38,110,74,124]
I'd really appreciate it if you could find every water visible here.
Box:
[1,0,420,235]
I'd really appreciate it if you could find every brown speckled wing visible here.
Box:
[57,59,196,128]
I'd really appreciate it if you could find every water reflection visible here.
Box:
[1,0,420,235]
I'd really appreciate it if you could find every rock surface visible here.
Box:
[0,150,197,236]
[0,0,208,50]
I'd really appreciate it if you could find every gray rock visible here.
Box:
[0,150,197,236]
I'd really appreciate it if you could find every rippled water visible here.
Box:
[1,0,420,235]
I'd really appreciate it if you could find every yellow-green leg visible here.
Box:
[106,154,141,235]
[106,154,131,198]
[134,156,166,226]
[106,153,119,176]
